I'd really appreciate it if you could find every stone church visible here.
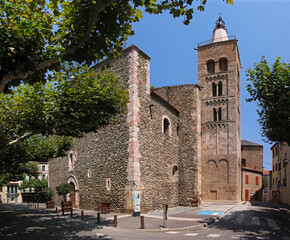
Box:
[49,17,243,213]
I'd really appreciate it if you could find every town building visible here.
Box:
[0,162,48,203]
[271,142,290,205]
[240,140,263,201]
[48,17,262,213]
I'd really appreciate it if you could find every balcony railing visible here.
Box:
[197,35,236,47]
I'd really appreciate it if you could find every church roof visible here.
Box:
[241,139,263,147]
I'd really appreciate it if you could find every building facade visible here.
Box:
[240,140,263,201]
[271,142,290,205]
[49,18,263,213]
[0,162,48,203]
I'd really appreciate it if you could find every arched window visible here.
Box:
[218,81,222,96]
[213,108,217,121]
[163,118,170,135]
[212,82,217,96]
[219,58,228,72]
[218,107,222,121]
[172,165,178,176]
[207,60,215,74]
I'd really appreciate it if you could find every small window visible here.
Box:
[207,60,215,74]
[163,118,170,135]
[218,107,222,121]
[212,82,217,96]
[272,150,274,158]
[42,165,45,171]
[218,81,222,96]
[106,178,111,191]
[245,175,249,184]
[255,176,259,185]
[172,165,178,176]
[42,175,45,180]
[177,125,180,136]
[242,159,246,168]
[213,108,217,121]
[87,170,92,178]
[219,57,228,72]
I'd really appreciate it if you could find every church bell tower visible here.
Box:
[196,17,241,202]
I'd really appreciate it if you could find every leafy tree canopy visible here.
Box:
[56,182,74,201]
[247,57,290,145]
[0,0,233,179]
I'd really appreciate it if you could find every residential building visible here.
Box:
[271,142,290,205]
[1,162,48,203]
[241,140,263,201]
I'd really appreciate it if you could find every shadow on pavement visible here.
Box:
[209,201,290,240]
[0,204,113,239]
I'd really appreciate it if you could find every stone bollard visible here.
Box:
[97,212,100,224]
[141,216,145,229]
[114,215,117,228]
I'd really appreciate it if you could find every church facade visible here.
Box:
[49,17,243,213]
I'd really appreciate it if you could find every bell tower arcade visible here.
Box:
[196,17,241,202]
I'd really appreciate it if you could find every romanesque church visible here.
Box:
[49,17,245,214]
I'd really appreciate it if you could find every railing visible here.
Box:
[197,35,236,47]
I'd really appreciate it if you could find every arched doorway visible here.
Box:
[67,175,79,208]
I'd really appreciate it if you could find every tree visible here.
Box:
[263,176,268,188]
[0,0,233,178]
[56,183,74,202]
[19,178,54,202]
[246,57,290,145]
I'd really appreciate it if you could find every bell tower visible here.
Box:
[196,17,241,202]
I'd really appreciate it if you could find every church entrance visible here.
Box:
[70,183,76,208]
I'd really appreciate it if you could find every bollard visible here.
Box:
[71,209,73,218]
[81,210,84,220]
[56,207,58,213]
[37,203,39,208]
[141,216,145,229]
[114,215,117,228]
[97,212,100,224]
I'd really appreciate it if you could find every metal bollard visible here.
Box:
[141,216,145,229]
[71,209,73,218]
[97,212,100,223]
[56,207,58,213]
[114,215,117,228]
[81,210,84,220]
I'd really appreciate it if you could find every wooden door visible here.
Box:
[70,190,75,207]
[245,189,249,201]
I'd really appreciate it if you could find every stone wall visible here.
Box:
[49,47,136,212]
[152,85,201,206]
[241,146,263,171]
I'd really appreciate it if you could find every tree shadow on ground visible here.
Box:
[0,204,113,240]
[209,201,290,240]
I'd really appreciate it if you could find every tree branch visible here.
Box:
[0,0,117,93]
[0,132,35,154]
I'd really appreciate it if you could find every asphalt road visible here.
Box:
[0,202,289,240]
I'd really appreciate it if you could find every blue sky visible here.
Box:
[126,0,290,170]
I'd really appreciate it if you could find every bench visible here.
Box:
[46,201,55,208]
[62,201,73,215]
[100,202,110,213]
